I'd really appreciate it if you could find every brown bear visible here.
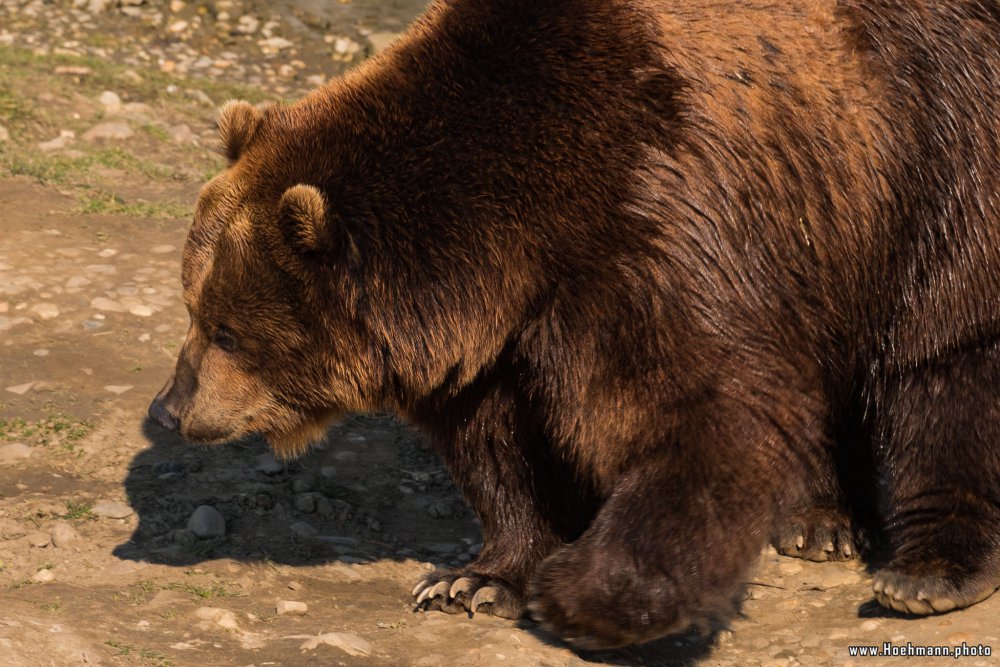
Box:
[148,0,1000,650]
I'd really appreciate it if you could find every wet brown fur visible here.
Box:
[150,0,1000,649]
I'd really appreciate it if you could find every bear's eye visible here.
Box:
[212,327,237,353]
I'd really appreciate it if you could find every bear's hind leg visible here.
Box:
[874,342,1000,615]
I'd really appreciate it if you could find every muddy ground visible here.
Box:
[1,1,998,666]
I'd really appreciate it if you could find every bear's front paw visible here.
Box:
[412,570,524,619]
[527,544,689,650]
[872,567,999,615]
[776,507,859,562]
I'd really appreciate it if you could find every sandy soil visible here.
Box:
[1,2,998,666]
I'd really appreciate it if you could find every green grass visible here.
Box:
[75,189,192,219]
[63,501,94,521]
[167,579,244,599]
[0,414,93,449]
[6,147,178,185]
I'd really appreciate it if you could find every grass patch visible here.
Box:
[0,414,93,449]
[5,146,178,185]
[75,189,192,219]
[167,579,245,600]
[63,501,94,521]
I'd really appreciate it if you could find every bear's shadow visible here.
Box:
[115,414,708,666]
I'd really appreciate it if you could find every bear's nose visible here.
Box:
[148,397,180,433]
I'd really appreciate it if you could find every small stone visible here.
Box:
[292,478,314,493]
[30,303,59,319]
[426,501,452,519]
[167,20,188,33]
[91,297,125,312]
[334,450,358,462]
[82,121,134,142]
[320,466,336,478]
[428,542,461,555]
[27,531,52,548]
[255,452,284,475]
[194,607,239,631]
[187,505,225,538]
[168,124,196,144]
[50,522,80,547]
[32,568,55,583]
[153,461,184,475]
[860,619,882,632]
[130,305,154,317]
[294,494,317,513]
[290,521,318,538]
[298,632,372,656]
[98,90,122,114]
[287,581,303,591]
[254,492,275,509]
[93,501,133,519]
[777,560,803,575]
[314,497,334,516]
[0,124,9,143]
[33,349,49,357]
[0,519,27,541]
[38,130,75,151]
[104,385,134,395]
[276,600,308,616]
[151,245,176,254]
[0,443,32,465]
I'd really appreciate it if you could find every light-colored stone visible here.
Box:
[0,124,9,143]
[30,303,59,319]
[32,568,55,583]
[98,90,122,114]
[255,452,283,475]
[104,385,134,395]
[129,305,154,317]
[82,121,134,141]
[92,501,133,519]
[91,297,125,312]
[187,505,226,538]
[50,522,80,547]
[27,531,51,548]
[0,442,32,465]
[276,600,308,616]
[294,632,372,656]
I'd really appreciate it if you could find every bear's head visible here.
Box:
[148,100,373,458]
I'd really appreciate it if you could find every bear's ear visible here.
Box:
[280,184,346,256]
[217,100,263,163]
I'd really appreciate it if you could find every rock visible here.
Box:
[297,632,372,656]
[0,443,32,465]
[290,521,318,538]
[32,568,55,583]
[27,531,51,548]
[258,36,294,53]
[50,522,80,547]
[276,600,308,616]
[194,607,240,631]
[82,121,134,142]
[294,494,317,513]
[0,124,9,142]
[130,305,154,317]
[187,505,225,538]
[0,519,27,541]
[287,581,303,591]
[292,478,313,493]
[255,452,284,475]
[98,90,122,114]
[426,501,452,519]
[30,303,59,319]
[91,297,126,312]
[168,124,196,144]
[92,501,133,519]
[5,383,36,396]
[153,460,184,475]
[315,497,334,516]
[253,492,275,509]
[320,466,336,478]
[334,450,358,462]
[367,32,402,53]
[38,130,75,151]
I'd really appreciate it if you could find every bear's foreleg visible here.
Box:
[873,343,1000,614]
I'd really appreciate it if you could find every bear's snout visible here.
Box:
[148,396,180,433]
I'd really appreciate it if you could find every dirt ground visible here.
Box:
[1,2,999,666]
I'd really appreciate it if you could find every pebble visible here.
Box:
[0,124,9,142]
[82,121,134,141]
[860,619,882,632]
[334,450,358,462]
[32,568,55,583]
[98,90,122,114]
[297,632,372,656]
[294,494,317,513]
[253,492,274,509]
[290,521,318,538]
[91,297,125,312]
[187,505,226,538]
[27,531,51,548]
[50,522,80,547]
[255,452,284,475]
[276,600,308,616]
[38,130,75,151]
[0,519,27,541]
[104,385,134,395]
[426,501,452,519]
[194,607,239,631]
[0,443,32,465]
[93,501,134,519]
[129,305,154,317]
[291,478,313,493]
[30,303,60,319]
[315,497,334,516]
[5,382,36,395]
[287,581,303,591]
[320,466,336,478]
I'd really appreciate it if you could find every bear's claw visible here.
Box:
[776,507,858,562]
[412,571,523,619]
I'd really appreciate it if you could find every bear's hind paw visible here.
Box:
[412,572,524,619]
